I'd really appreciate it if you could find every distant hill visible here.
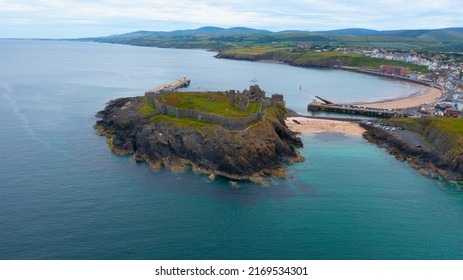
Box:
[98,26,463,39]
[416,28,463,41]
[317,27,463,40]
[216,27,273,35]
[101,26,273,38]
[84,26,463,42]
[316,28,382,36]
[80,26,463,52]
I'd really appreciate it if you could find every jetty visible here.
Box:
[307,97,397,118]
[145,77,191,94]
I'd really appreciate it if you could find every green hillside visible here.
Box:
[387,117,463,156]
[219,47,429,72]
[83,26,463,52]
[417,30,463,41]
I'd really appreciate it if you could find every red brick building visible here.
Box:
[444,108,459,118]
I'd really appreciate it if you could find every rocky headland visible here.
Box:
[94,86,303,185]
[361,118,463,186]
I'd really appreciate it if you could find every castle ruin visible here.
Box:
[145,84,284,130]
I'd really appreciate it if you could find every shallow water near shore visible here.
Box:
[1,40,463,259]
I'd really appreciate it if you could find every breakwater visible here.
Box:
[145,77,191,94]
[307,103,396,118]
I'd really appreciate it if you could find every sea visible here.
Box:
[1,40,463,260]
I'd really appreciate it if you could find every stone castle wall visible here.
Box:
[152,97,263,130]
[144,84,285,130]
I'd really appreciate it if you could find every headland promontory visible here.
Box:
[94,81,303,184]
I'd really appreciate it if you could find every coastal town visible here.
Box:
[302,45,463,118]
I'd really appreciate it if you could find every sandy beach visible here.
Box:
[356,86,442,110]
[286,117,365,135]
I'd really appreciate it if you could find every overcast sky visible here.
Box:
[1,0,461,38]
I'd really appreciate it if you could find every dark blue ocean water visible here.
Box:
[1,40,463,260]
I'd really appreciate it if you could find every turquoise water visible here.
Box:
[1,40,463,259]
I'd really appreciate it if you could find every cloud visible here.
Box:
[0,1,43,12]
[0,0,461,37]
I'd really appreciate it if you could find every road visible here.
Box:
[394,129,433,152]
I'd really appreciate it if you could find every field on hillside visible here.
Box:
[220,47,430,72]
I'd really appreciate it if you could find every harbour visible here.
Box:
[307,96,398,118]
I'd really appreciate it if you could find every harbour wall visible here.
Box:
[307,104,396,118]
[145,77,191,94]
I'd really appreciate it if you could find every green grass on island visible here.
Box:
[151,113,264,132]
[139,100,156,115]
[151,114,215,131]
[158,92,261,118]
[146,91,269,131]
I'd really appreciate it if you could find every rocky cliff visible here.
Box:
[362,120,463,184]
[94,96,303,184]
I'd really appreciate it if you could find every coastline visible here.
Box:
[215,53,442,110]
[285,117,365,135]
[355,85,442,110]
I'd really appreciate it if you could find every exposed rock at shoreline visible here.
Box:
[94,96,303,184]
[361,123,463,185]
